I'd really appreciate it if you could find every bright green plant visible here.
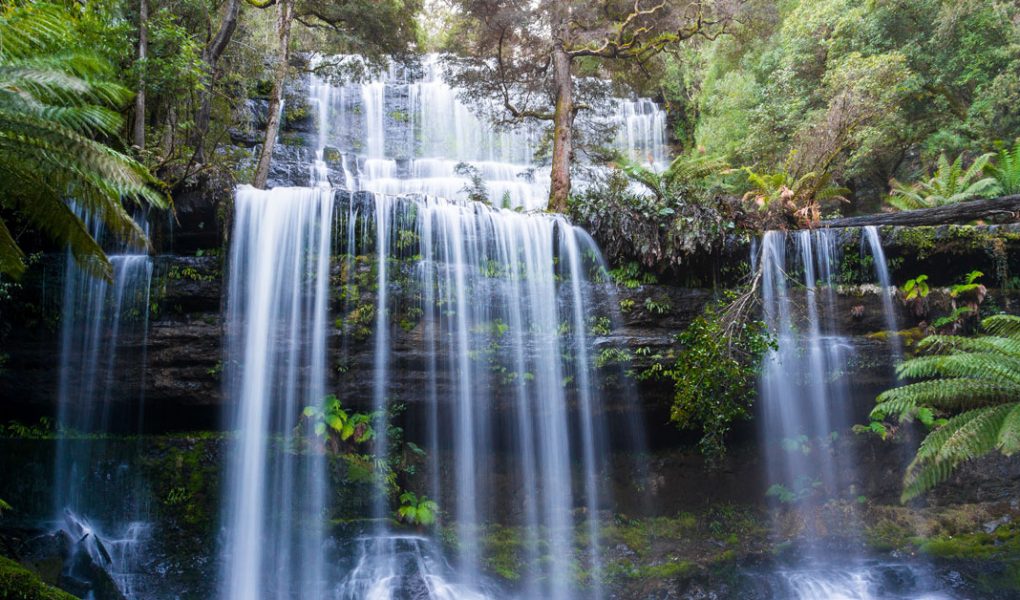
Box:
[3,418,53,439]
[0,498,11,515]
[871,315,1020,501]
[303,394,374,450]
[397,492,438,527]
[901,274,930,317]
[986,140,1020,196]
[607,261,657,289]
[901,275,930,301]
[888,153,997,210]
[618,152,726,202]
[950,270,984,299]
[0,3,166,280]
[665,303,774,460]
[766,477,822,504]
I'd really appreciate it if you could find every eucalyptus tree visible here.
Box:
[445,0,741,212]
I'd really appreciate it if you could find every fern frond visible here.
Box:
[876,378,1019,414]
[901,404,1017,501]
[999,404,1020,455]
[982,315,1020,338]
[987,141,1020,195]
[618,157,662,197]
[895,352,1020,385]
[882,314,1020,502]
[916,334,1020,357]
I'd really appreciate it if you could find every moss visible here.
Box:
[890,227,938,259]
[631,559,696,579]
[479,525,525,582]
[918,522,1020,561]
[141,434,225,535]
[0,556,76,600]
[890,226,1020,277]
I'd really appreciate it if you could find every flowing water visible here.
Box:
[216,60,656,597]
[863,226,903,362]
[751,560,957,599]
[220,185,334,600]
[756,229,952,598]
[52,213,154,598]
[315,55,668,210]
[759,229,855,507]
[335,193,618,598]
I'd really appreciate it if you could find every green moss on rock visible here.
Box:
[0,556,76,600]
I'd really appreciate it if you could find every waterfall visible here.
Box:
[221,185,334,599]
[756,229,949,597]
[330,192,617,598]
[218,59,656,597]
[862,226,903,362]
[53,211,153,598]
[759,230,856,516]
[320,54,669,210]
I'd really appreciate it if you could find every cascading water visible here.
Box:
[759,229,856,507]
[863,226,903,362]
[756,229,955,599]
[319,54,669,210]
[218,57,657,597]
[335,194,615,598]
[53,212,154,598]
[220,185,334,599]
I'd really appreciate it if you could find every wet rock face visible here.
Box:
[3,221,1020,438]
[0,255,225,433]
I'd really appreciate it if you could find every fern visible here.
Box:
[618,153,726,201]
[875,315,1020,501]
[986,140,1020,196]
[888,152,998,210]
[739,164,848,226]
[0,3,166,280]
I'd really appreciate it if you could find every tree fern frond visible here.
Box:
[0,4,69,59]
[895,353,1020,385]
[936,403,1015,463]
[916,334,1020,357]
[882,315,1020,501]
[617,157,662,197]
[875,379,1019,414]
[0,2,166,279]
[982,315,1020,338]
[999,404,1020,456]
[0,218,26,278]
[901,405,1012,502]
[987,141,1020,195]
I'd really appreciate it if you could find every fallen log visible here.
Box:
[821,195,1020,228]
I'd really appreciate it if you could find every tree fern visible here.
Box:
[888,152,998,210]
[873,315,1020,501]
[0,3,166,280]
[619,153,726,201]
[986,140,1020,196]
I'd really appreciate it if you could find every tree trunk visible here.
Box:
[132,0,148,150]
[192,0,242,163]
[820,195,1020,228]
[547,4,574,213]
[547,47,574,213]
[253,0,294,189]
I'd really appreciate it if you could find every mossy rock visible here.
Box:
[0,556,76,600]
